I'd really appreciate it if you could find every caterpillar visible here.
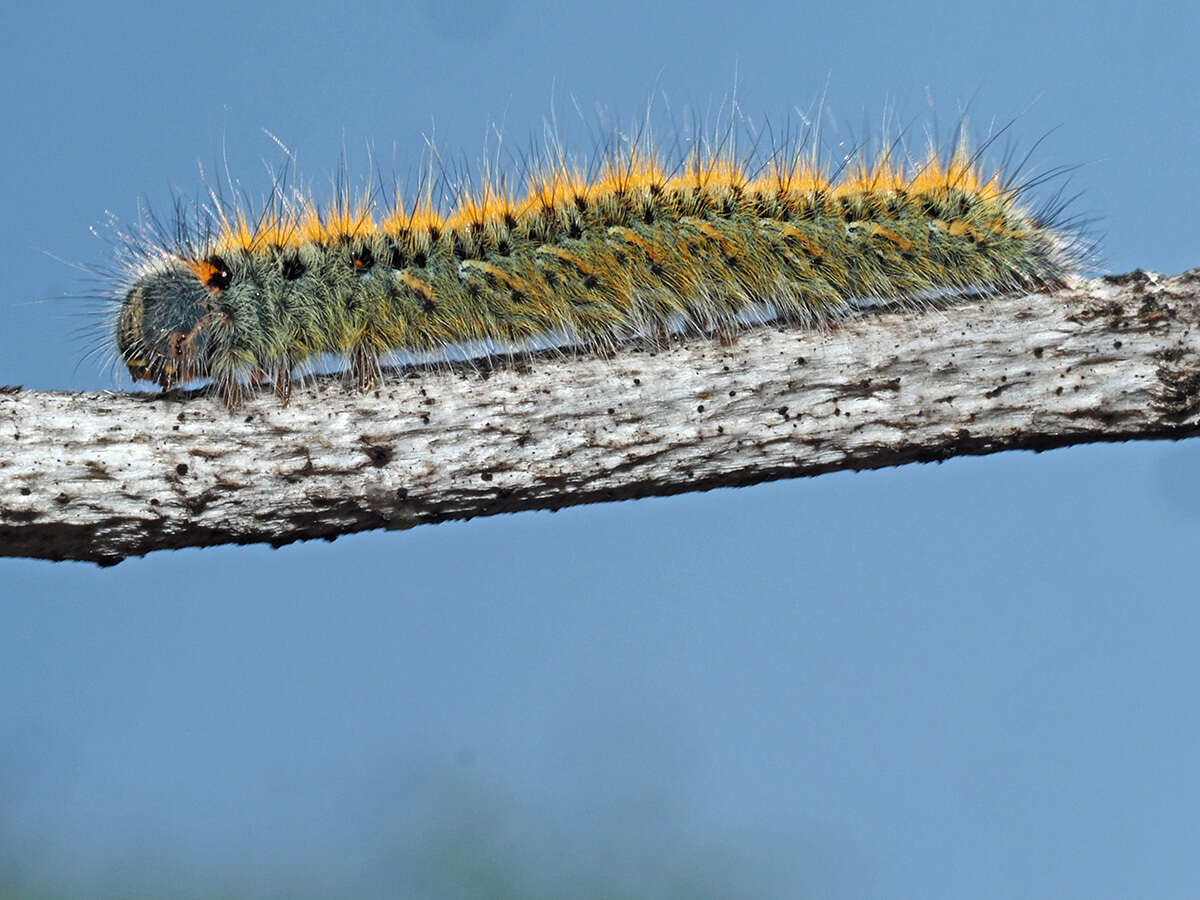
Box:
[109,117,1080,408]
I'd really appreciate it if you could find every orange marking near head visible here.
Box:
[190,259,220,285]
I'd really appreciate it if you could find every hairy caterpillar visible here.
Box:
[109,116,1080,408]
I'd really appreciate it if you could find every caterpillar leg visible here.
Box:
[274,370,293,407]
[717,329,740,348]
[351,348,380,392]
[645,323,672,351]
[216,376,244,410]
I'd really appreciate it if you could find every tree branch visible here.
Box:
[3,268,1199,565]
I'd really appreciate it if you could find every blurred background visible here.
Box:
[3,1,1199,897]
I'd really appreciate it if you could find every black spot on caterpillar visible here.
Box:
[107,116,1084,408]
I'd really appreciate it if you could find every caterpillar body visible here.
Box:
[111,122,1078,407]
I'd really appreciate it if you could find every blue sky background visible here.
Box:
[3,1,1200,897]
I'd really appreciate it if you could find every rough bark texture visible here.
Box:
[2,268,1198,565]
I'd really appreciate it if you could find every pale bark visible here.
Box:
[2,268,1198,565]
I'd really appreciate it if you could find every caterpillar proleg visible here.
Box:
[108,111,1081,408]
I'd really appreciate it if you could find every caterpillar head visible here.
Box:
[116,259,222,389]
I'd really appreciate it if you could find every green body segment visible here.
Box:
[117,179,1069,405]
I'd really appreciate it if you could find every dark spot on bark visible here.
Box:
[363,443,394,467]
[1139,295,1173,322]
[1102,269,1150,286]
[1156,366,1200,422]
[186,487,221,515]
[176,463,188,476]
